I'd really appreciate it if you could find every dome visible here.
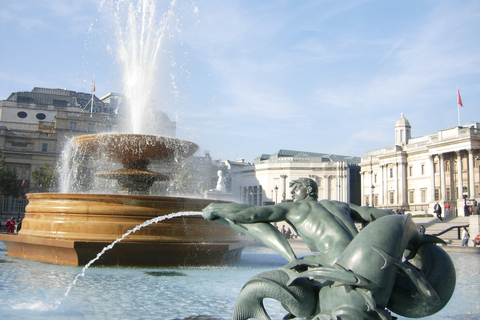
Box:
[395,113,411,129]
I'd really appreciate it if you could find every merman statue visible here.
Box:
[203,178,455,320]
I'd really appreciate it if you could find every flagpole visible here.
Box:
[456,87,463,126]
[458,104,460,126]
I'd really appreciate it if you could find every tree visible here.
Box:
[0,152,24,197]
[31,163,57,193]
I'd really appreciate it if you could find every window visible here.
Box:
[446,188,451,201]
[36,113,46,120]
[70,122,77,130]
[408,190,414,203]
[17,111,27,118]
[42,143,48,152]
[389,191,394,204]
[435,188,440,201]
[365,195,370,206]
[389,168,393,178]
[10,197,19,213]
[421,189,427,203]
[374,174,377,183]
[374,195,378,207]
[434,162,439,173]
[19,196,27,213]
[3,195,9,212]
[88,124,95,132]
[446,161,450,172]
[421,164,425,175]
[409,166,413,176]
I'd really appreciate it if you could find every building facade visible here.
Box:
[360,114,480,216]
[0,87,176,221]
[228,150,361,206]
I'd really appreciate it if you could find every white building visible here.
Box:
[0,88,176,220]
[228,150,361,206]
[360,114,480,216]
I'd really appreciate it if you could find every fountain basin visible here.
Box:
[0,193,247,267]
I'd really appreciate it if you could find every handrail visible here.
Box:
[434,224,469,240]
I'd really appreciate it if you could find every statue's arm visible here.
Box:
[347,203,394,224]
[203,202,290,223]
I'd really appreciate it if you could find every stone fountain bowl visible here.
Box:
[0,193,246,267]
[72,133,199,167]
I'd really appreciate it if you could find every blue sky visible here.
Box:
[1,0,479,162]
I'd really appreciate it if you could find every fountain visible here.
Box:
[0,132,246,266]
[0,0,246,267]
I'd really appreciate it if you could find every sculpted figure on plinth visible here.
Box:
[203,178,455,320]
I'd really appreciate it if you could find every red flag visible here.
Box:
[91,75,96,93]
[457,87,463,107]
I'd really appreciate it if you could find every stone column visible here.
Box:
[439,153,446,201]
[394,161,399,205]
[456,151,464,216]
[280,175,288,202]
[398,160,407,206]
[430,154,436,202]
[468,149,475,198]
[382,164,387,206]
[457,151,464,197]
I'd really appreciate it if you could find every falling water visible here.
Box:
[53,211,202,308]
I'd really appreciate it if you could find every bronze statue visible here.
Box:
[203,178,455,320]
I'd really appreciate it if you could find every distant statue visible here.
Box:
[203,178,455,320]
[215,170,226,192]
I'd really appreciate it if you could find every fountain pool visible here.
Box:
[0,241,478,320]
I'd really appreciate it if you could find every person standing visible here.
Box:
[17,218,22,232]
[444,202,451,217]
[419,225,426,234]
[5,217,15,233]
[461,226,470,247]
[434,202,443,221]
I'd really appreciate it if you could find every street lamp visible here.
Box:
[274,186,279,204]
[371,185,375,207]
[463,187,468,216]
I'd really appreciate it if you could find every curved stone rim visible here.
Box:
[72,133,199,163]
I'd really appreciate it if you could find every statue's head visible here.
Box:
[289,178,318,201]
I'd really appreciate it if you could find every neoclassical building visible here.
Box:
[0,87,176,221]
[360,114,480,216]
[228,149,361,206]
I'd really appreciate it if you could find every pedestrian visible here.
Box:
[285,228,292,239]
[434,202,443,221]
[17,218,23,232]
[5,217,15,233]
[461,226,470,247]
[445,202,451,217]
[473,232,480,247]
[419,225,426,234]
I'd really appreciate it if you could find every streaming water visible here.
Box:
[56,211,202,308]
[98,0,186,135]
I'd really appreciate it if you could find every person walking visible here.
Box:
[444,202,451,217]
[5,217,15,233]
[461,226,470,247]
[434,202,443,221]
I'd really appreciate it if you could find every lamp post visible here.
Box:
[274,186,278,204]
[371,185,375,207]
[463,187,468,216]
